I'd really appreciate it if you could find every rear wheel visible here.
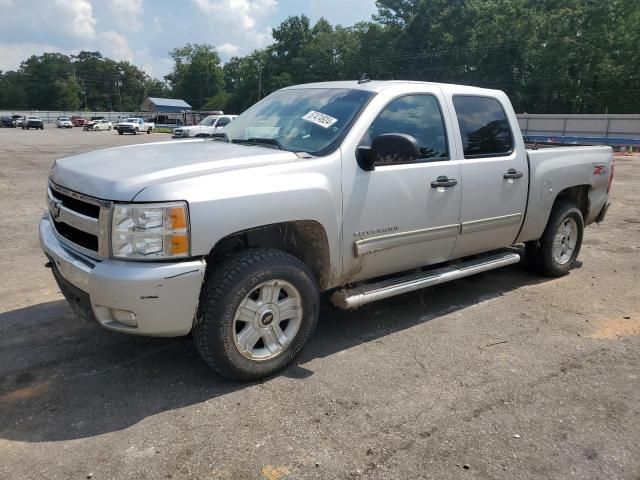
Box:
[526,200,584,276]
[147,127,152,134]
[194,248,320,381]
[118,130,123,135]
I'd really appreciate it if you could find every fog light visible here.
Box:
[109,308,137,327]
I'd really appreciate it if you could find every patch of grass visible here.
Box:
[154,127,174,134]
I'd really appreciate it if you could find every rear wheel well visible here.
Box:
[555,185,589,221]
[207,221,331,290]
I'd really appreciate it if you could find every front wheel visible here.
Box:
[193,248,320,381]
[118,130,123,135]
[526,200,584,277]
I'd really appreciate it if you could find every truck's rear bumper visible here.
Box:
[595,201,611,224]
[39,216,206,337]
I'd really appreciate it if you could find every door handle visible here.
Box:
[431,176,458,188]
[503,168,523,179]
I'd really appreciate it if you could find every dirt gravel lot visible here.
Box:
[0,127,638,480]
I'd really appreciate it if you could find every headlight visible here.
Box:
[111,202,190,259]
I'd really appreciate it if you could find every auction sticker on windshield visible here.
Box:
[302,111,338,129]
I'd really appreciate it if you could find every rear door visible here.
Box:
[448,94,529,258]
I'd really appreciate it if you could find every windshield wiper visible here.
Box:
[232,137,285,150]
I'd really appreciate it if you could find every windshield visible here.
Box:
[59,117,69,121]
[222,88,375,155]
[125,118,139,122]
[199,115,218,126]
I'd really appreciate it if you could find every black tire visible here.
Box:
[526,199,584,277]
[147,128,152,134]
[118,130,123,135]
[193,248,320,381]
[133,128,138,135]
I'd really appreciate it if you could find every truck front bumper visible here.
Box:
[39,216,206,337]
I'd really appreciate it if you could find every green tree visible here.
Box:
[53,78,82,110]
[0,71,28,109]
[165,44,225,109]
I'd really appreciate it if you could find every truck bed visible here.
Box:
[517,145,613,243]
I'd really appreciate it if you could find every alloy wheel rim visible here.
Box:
[553,217,578,265]
[232,280,303,361]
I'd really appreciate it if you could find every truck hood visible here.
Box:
[50,139,300,201]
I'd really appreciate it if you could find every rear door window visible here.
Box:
[453,96,513,158]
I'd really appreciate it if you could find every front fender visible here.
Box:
[133,155,343,277]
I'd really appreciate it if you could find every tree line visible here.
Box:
[1,0,638,114]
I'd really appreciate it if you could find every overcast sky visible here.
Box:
[0,0,378,78]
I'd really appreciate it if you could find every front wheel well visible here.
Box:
[206,221,331,290]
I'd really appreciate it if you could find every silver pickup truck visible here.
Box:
[40,80,614,380]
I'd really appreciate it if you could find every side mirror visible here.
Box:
[357,133,420,171]
[356,146,376,171]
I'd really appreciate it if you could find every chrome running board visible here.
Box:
[331,251,521,309]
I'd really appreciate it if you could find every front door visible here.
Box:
[342,93,462,283]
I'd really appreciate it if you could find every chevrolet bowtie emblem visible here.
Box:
[51,199,63,221]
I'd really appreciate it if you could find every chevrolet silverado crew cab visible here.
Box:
[116,117,154,135]
[40,80,613,380]
[23,115,44,130]
[172,114,237,138]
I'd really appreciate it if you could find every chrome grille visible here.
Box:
[48,181,111,258]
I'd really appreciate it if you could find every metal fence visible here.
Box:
[3,110,640,145]
[0,110,217,128]
[0,110,140,124]
[517,113,640,147]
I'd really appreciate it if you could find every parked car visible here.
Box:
[116,117,154,135]
[71,116,86,127]
[40,80,614,381]
[56,117,73,128]
[14,116,25,128]
[83,119,112,131]
[0,116,16,127]
[22,116,44,130]
[172,115,237,138]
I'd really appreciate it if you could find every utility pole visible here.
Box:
[115,68,124,112]
[80,80,87,110]
[257,63,262,101]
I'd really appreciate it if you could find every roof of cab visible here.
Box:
[283,80,503,96]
